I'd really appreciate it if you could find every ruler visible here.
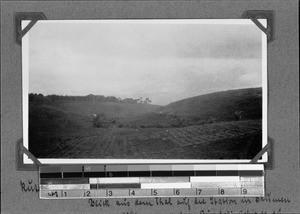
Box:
[39,164,264,199]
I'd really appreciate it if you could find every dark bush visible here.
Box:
[93,113,110,128]
[171,124,180,128]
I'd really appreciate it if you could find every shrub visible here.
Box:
[130,124,138,129]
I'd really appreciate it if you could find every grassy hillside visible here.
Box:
[28,101,160,155]
[36,120,262,159]
[159,87,262,120]
[121,112,180,128]
[53,101,160,118]
[28,88,263,159]
[29,104,84,155]
[122,87,262,128]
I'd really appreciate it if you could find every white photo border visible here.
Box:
[22,19,268,164]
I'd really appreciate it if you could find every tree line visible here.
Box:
[29,93,152,104]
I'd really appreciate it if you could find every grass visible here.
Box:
[28,87,263,159]
[158,87,262,120]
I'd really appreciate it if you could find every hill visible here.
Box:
[29,101,160,155]
[29,88,263,159]
[29,101,160,130]
[124,87,262,127]
[53,101,160,118]
[159,87,262,120]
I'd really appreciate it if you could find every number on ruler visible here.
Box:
[83,191,91,197]
[108,172,113,177]
[152,189,158,196]
[62,191,67,197]
[220,189,225,195]
[48,191,59,197]
[108,190,113,196]
[130,190,135,196]
[174,189,180,195]
[242,188,247,195]
[196,189,202,195]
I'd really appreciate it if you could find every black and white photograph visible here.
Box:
[22,20,267,162]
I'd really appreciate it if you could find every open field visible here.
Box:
[30,115,261,159]
[29,88,263,159]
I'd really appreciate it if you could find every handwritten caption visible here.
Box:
[88,194,290,214]
[20,180,39,192]
[20,179,291,214]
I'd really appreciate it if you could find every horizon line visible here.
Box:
[28,86,262,106]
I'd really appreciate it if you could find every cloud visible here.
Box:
[28,21,263,105]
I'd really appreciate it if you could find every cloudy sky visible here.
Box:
[27,20,264,105]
